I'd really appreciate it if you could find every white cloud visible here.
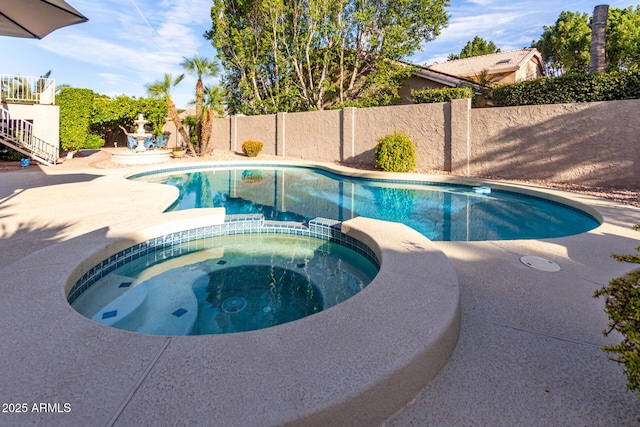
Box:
[97,73,125,86]
[30,0,216,107]
[465,0,494,5]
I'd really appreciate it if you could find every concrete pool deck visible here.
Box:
[0,149,639,426]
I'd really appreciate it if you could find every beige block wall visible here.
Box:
[210,117,230,151]
[353,103,449,171]
[207,98,639,189]
[469,99,640,187]
[235,114,277,155]
[282,109,342,161]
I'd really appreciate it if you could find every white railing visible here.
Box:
[0,106,59,165]
[0,74,56,105]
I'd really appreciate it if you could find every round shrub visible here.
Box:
[374,131,416,172]
[242,139,263,157]
[84,134,105,149]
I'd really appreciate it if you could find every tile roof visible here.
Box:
[427,48,543,78]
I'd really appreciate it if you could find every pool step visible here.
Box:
[93,266,206,335]
[92,282,148,329]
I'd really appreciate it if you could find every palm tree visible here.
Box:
[181,56,219,153]
[145,73,196,155]
[200,85,225,156]
[589,5,609,72]
[468,69,505,107]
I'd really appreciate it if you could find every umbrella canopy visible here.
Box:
[0,0,88,39]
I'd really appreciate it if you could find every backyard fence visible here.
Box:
[207,98,640,189]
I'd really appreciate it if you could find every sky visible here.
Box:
[0,0,637,109]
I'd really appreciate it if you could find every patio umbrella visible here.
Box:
[0,0,88,39]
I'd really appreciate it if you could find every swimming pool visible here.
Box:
[131,165,600,241]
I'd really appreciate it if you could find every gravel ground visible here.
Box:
[3,150,638,208]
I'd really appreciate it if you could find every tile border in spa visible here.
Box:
[67,216,380,305]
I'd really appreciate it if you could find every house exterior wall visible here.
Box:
[491,72,517,84]
[397,75,449,105]
[516,60,544,81]
[208,98,639,189]
[4,103,60,147]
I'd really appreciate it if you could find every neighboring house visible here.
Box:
[396,48,545,106]
[397,66,478,104]
[427,48,545,85]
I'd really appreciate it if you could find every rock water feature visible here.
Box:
[111,114,172,165]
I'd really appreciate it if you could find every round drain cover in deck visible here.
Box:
[520,256,561,272]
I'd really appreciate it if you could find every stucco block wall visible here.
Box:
[209,98,638,189]
[233,114,277,155]
[353,103,449,171]
[469,99,640,187]
[283,109,341,161]
[210,117,230,151]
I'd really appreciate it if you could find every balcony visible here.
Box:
[0,74,56,105]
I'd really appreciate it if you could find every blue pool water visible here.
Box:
[71,233,378,335]
[132,166,600,241]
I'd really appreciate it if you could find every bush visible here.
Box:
[57,87,94,152]
[84,134,105,149]
[493,70,640,106]
[374,131,416,172]
[0,146,23,161]
[593,224,640,399]
[411,87,474,104]
[242,139,263,157]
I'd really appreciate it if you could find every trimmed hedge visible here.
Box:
[411,87,474,104]
[57,88,94,152]
[493,71,640,106]
[374,131,416,172]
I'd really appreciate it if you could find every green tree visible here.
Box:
[181,114,197,145]
[180,56,219,153]
[605,6,640,72]
[533,7,640,75]
[448,36,500,60]
[90,94,136,145]
[206,0,449,114]
[146,73,196,155]
[533,11,591,75]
